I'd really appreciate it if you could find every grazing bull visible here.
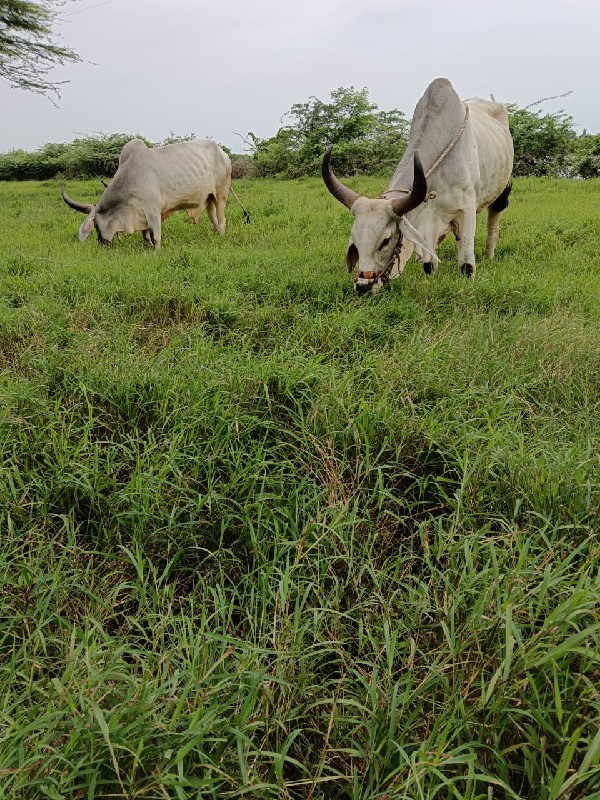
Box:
[322,77,514,292]
[61,138,232,248]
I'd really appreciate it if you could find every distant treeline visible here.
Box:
[1,87,599,181]
[0,133,199,182]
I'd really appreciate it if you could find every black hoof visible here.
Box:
[460,263,474,278]
[423,262,435,276]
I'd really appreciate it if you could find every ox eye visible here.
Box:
[380,236,391,250]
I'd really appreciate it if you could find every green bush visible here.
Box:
[508,103,578,176]
[0,133,150,181]
[0,132,241,182]
[248,87,409,177]
[573,132,600,178]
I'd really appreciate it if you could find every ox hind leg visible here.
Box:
[206,192,227,234]
[485,183,512,259]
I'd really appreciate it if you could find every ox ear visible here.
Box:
[399,218,439,264]
[346,241,359,272]
[78,211,96,241]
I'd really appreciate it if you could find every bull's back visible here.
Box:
[466,99,514,209]
[151,140,231,210]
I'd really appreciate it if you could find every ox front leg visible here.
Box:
[410,217,446,277]
[146,214,162,249]
[457,204,477,278]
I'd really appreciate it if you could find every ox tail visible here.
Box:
[229,186,251,224]
[489,182,512,214]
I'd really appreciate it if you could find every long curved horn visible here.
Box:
[321,145,361,210]
[390,152,427,217]
[61,187,94,214]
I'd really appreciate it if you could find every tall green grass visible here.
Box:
[0,176,599,799]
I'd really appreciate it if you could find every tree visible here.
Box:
[507,93,577,177]
[247,87,409,177]
[573,131,600,179]
[0,0,80,97]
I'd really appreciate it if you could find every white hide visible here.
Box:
[393,92,514,274]
[329,78,514,282]
[64,138,232,248]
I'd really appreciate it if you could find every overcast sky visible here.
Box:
[1,0,599,154]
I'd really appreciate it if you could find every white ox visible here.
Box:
[61,138,232,248]
[322,77,514,292]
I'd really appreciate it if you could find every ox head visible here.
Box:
[322,146,436,293]
[61,187,137,246]
[61,187,114,245]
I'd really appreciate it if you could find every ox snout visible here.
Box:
[354,270,386,295]
[355,280,373,296]
[94,227,112,247]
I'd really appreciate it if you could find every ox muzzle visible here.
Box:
[354,243,402,295]
[355,269,388,295]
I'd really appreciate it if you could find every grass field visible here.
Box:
[0,175,599,799]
